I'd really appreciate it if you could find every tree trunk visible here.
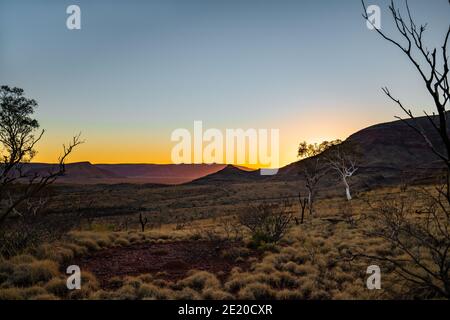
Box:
[301,205,306,224]
[307,190,314,215]
[343,178,352,201]
[139,212,147,232]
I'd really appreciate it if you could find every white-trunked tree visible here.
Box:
[325,142,360,201]
[297,140,341,215]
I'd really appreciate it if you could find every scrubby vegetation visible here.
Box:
[0,186,447,300]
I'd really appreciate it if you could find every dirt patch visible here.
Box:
[72,240,257,288]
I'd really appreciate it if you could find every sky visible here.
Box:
[0,0,449,167]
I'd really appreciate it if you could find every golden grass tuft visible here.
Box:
[45,278,69,298]
[9,254,36,264]
[34,244,74,264]
[67,271,99,300]
[114,238,130,247]
[138,283,171,299]
[0,287,24,300]
[178,270,221,292]
[75,238,101,252]
[202,288,234,300]
[33,293,59,300]
[172,287,201,300]
[276,289,304,300]
[238,283,276,300]
[9,260,59,287]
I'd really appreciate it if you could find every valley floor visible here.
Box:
[0,184,447,300]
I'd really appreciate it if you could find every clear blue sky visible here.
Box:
[0,0,449,165]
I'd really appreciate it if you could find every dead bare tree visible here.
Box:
[324,141,360,201]
[0,86,83,229]
[239,199,294,245]
[0,188,84,258]
[297,191,309,225]
[360,0,450,298]
[138,212,148,232]
[363,0,450,198]
[78,199,95,230]
[219,216,243,242]
[297,140,341,215]
[357,190,450,298]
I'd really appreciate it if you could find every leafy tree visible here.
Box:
[0,85,82,229]
[297,140,341,215]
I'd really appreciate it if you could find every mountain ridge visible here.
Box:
[19,115,448,186]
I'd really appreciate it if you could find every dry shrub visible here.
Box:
[337,279,370,299]
[0,260,13,284]
[114,284,138,300]
[64,243,88,256]
[224,270,299,297]
[0,287,23,300]
[298,278,315,299]
[98,273,179,300]
[22,286,48,299]
[296,263,319,277]
[9,254,36,264]
[152,278,169,288]
[123,276,142,289]
[238,283,276,300]
[178,270,221,292]
[9,260,59,286]
[219,216,243,242]
[332,267,354,285]
[239,201,293,246]
[202,288,234,300]
[33,244,74,264]
[269,271,300,289]
[75,238,100,252]
[67,271,98,300]
[310,289,331,300]
[128,233,141,243]
[45,278,69,298]
[253,259,277,274]
[114,238,130,246]
[138,283,171,299]
[224,269,254,293]
[108,276,124,288]
[173,287,200,300]
[34,293,59,300]
[138,274,154,283]
[221,246,250,261]
[276,289,303,300]
[358,189,450,299]
[281,261,300,273]
[90,289,116,300]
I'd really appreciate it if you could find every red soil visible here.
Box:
[72,241,255,288]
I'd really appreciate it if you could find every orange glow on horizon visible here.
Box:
[32,113,369,169]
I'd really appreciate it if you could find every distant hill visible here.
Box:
[95,164,226,184]
[274,115,447,188]
[193,115,447,189]
[190,165,262,184]
[20,115,448,187]
[22,162,122,181]
[20,163,226,185]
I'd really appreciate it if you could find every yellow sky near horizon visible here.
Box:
[32,114,371,169]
